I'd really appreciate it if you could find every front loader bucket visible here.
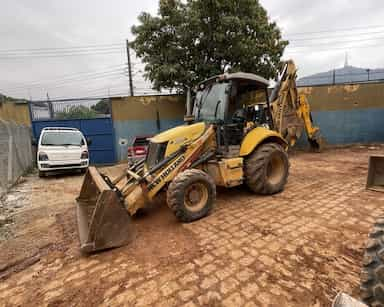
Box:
[366,156,384,192]
[76,167,135,253]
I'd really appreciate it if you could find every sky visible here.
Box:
[1,0,384,100]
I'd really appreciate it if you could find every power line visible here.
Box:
[73,85,131,96]
[2,67,128,92]
[0,43,124,53]
[0,47,121,58]
[36,91,168,102]
[286,41,384,54]
[288,35,384,49]
[0,49,125,60]
[287,30,384,42]
[0,46,124,56]
[2,73,153,99]
[3,73,129,97]
[285,24,384,37]
[0,63,127,87]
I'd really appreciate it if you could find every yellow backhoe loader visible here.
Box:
[75,60,323,253]
[76,71,291,253]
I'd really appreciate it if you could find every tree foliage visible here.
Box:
[0,93,26,104]
[91,98,111,114]
[131,0,288,92]
[55,105,97,120]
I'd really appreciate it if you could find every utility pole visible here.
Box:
[367,69,371,81]
[126,39,134,96]
[332,69,336,85]
[47,92,54,119]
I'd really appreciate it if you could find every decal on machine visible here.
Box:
[147,155,186,191]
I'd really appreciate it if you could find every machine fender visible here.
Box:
[239,127,287,156]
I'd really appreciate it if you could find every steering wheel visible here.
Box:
[232,109,246,123]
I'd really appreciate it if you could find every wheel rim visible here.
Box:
[266,153,285,185]
[184,182,208,213]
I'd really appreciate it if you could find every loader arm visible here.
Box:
[270,60,325,151]
[141,125,215,202]
[99,125,216,217]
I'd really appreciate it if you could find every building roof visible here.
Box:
[297,65,384,87]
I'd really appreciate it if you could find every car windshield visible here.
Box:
[194,82,229,122]
[41,131,84,146]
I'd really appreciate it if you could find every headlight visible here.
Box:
[81,150,89,159]
[38,152,49,161]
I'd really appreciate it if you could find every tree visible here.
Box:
[131,0,288,92]
[55,105,97,119]
[91,98,110,114]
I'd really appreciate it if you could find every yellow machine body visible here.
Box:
[240,126,287,156]
[205,158,243,187]
[150,122,206,156]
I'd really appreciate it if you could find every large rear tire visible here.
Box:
[244,143,289,195]
[167,169,216,223]
[361,218,384,306]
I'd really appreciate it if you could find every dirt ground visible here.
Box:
[1,145,384,307]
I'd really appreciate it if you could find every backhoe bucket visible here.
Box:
[308,130,325,152]
[366,156,384,192]
[76,167,135,253]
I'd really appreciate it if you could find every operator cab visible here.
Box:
[193,72,273,156]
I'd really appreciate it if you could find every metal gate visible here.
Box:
[31,117,116,165]
[29,98,116,165]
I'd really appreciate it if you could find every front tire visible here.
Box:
[361,218,384,305]
[38,170,46,178]
[167,169,216,223]
[244,143,289,195]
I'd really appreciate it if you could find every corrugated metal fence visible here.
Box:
[0,119,33,195]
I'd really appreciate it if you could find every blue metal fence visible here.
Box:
[31,117,116,165]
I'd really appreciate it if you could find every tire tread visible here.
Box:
[167,169,216,223]
[244,143,289,195]
[361,219,384,306]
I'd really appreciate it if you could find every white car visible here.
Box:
[37,127,90,177]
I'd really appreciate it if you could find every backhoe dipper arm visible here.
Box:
[271,60,325,151]
[297,94,320,140]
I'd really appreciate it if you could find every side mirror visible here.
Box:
[86,137,92,146]
[31,138,37,146]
